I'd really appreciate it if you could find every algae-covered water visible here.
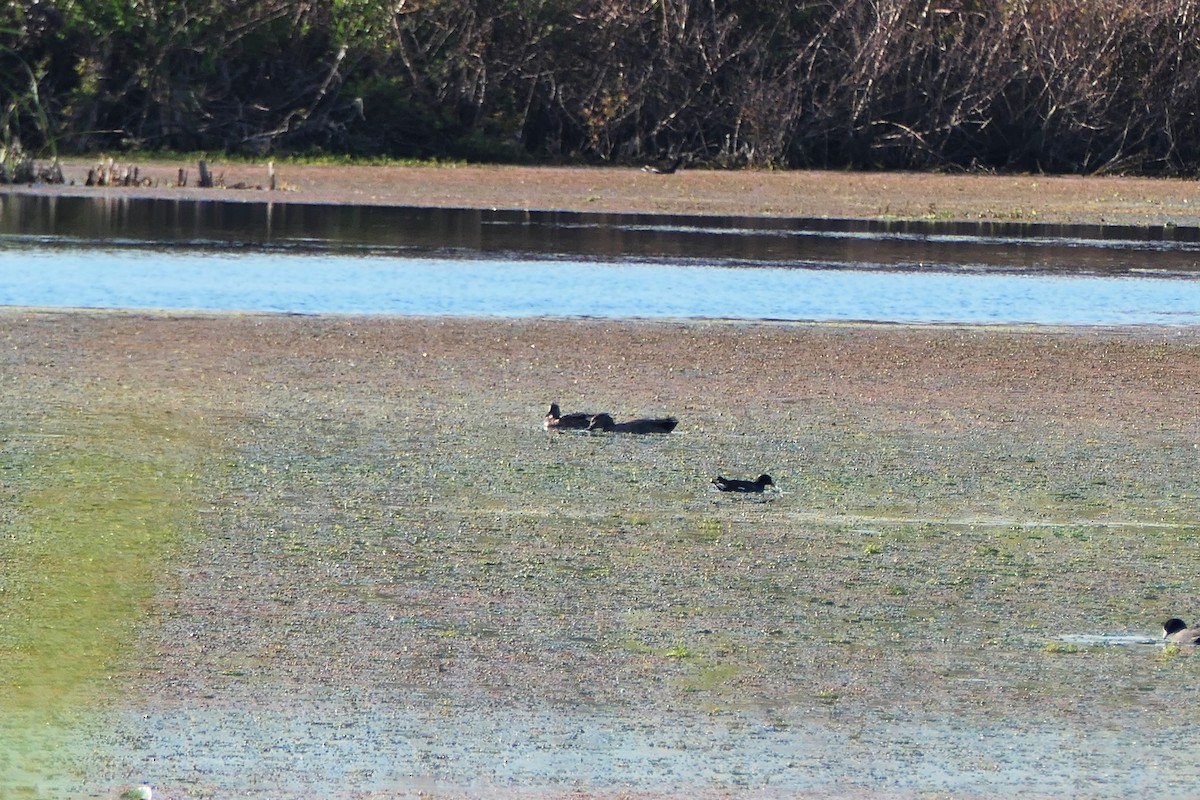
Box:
[4,312,1200,799]
[1,406,207,797]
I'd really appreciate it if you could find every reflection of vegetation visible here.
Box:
[3,2,1200,171]
[0,410,205,792]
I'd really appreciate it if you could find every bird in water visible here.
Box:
[544,402,600,431]
[587,413,678,433]
[712,474,775,493]
[1162,617,1200,645]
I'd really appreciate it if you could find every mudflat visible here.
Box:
[3,165,1200,799]
[12,159,1200,225]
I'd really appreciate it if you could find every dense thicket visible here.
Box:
[3,0,1200,173]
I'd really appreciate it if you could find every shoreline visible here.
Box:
[6,160,1200,227]
[7,305,1200,341]
[6,161,1200,329]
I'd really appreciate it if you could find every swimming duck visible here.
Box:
[712,474,775,493]
[544,402,597,431]
[588,413,678,433]
[1162,618,1200,645]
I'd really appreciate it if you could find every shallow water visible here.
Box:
[85,700,1193,799]
[1056,633,1161,646]
[6,194,1200,272]
[3,194,1200,323]
[5,246,1200,324]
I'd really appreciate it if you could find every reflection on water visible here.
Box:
[3,192,1200,323]
[7,193,1200,274]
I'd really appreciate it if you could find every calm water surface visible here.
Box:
[5,247,1200,325]
[3,194,1200,324]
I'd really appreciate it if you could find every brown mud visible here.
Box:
[10,160,1200,226]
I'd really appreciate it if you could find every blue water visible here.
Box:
[3,194,1200,324]
[4,246,1200,325]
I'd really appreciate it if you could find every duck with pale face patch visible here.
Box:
[1162,617,1200,645]
[544,402,605,432]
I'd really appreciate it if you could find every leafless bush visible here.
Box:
[6,0,1200,172]
[784,0,1200,172]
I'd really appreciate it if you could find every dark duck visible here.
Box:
[587,413,678,434]
[544,402,602,431]
[712,474,776,493]
[1162,617,1200,645]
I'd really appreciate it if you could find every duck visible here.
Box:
[1162,617,1200,645]
[544,402,597,431]
[587,413,678,433]
[712,474,775,493]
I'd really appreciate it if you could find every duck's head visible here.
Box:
[1164,618,1190,637]
[546,403,561,418]
[758,474,775,487]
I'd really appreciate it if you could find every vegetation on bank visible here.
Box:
[2,1,1200,175]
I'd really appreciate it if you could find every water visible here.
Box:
[3,194,1200,323]
[5,246,1200,325]
[1056,634,1161,646]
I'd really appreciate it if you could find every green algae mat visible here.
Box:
[1,405,208,796]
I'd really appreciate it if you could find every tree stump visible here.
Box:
[198,160,214,188]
